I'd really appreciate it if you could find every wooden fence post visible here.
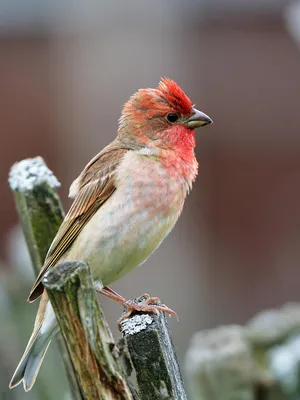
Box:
[121,311,188,400]
[9,157,82,399]
[44,261,135,400]
[185,303,300,400]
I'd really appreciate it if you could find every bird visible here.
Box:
[9,77,212,391]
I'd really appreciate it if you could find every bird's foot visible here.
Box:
[118,293,178,329]
[96,286,178,330]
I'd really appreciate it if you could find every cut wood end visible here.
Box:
[43,261,89,291]
[121,314,154,335]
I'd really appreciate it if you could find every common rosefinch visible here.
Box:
[9,78,212,391]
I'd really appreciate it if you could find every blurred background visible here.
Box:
[1,0,300,398]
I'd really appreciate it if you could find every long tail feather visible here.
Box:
[9,292,58,391]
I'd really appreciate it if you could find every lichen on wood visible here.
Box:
[185,304,300,400]
[9,157,80,399]
[121,310,187,400]
[185,325,255,400]
[44,261,134,400]
[8,157,64,275]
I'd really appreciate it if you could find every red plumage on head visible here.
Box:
[156,78,192,115]
[119,78,194,131]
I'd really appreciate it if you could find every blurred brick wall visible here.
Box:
[0,36,62,259]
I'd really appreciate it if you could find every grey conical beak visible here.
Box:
[187,108,213,129]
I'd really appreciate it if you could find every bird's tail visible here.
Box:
[9,292,58,391]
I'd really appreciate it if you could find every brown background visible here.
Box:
[1,1,300,398]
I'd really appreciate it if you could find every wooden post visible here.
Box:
[185,303,300,400]
[185,325,254,400]
[121,308,188,400]
[44,261,135,400]
[8,157,82,399]
[8,157,65,276]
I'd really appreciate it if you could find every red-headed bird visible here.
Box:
[9,78,212,391]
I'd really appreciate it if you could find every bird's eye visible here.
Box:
[166,113,179,123]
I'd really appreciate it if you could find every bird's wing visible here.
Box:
[28,142,128,302]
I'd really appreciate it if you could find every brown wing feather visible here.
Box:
[28,143,128,302]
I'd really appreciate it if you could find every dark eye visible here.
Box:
[166,113,179,123]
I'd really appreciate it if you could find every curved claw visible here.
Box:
[118,295,178,330]
[151,304,178,319]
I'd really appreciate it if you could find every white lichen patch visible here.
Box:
[8,157,60,192]
[185,325,255,400]
[269,335,300,395]
[246,303,300,346]
[121,314,153,335]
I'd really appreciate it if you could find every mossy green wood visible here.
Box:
[44,261,135,400]
[185,304,300,400]
[10,159,82,399]
[122,311,187,400]
[12,183,64,275]
[9,157,135,400]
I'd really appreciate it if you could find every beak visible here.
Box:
[187,107,213,129]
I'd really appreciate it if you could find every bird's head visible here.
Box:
[118,78,212,149]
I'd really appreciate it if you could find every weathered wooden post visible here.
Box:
[185,303,300,400]
[121,310,187,400]
[9,157,82,399]
[44,261,135,400]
